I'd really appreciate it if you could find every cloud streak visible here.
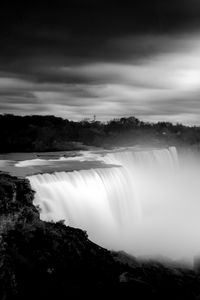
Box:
[1,3,200,124]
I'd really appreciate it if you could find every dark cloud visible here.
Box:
[1,0,200,59]
[0,1,200,123]
[1,1,200,74]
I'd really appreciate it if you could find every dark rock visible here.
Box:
[1,173,200,300]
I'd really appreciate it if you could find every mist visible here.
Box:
[25,147,200,266]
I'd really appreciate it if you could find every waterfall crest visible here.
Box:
[29,146,196,259]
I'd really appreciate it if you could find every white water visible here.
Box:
[28,147,200,262]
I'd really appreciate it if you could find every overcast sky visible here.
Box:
[1,1,200,124]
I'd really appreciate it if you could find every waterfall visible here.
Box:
[30,146,200,260]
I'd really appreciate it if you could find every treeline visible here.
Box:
[1,114,200,152]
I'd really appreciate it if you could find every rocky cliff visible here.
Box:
[0,173,200,300]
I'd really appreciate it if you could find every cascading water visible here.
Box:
[28,147,200,262]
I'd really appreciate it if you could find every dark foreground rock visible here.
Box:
[1,173,200,300]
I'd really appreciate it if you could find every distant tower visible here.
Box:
[93,114,96,122]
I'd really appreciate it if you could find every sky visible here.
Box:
[1,1,200,124]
